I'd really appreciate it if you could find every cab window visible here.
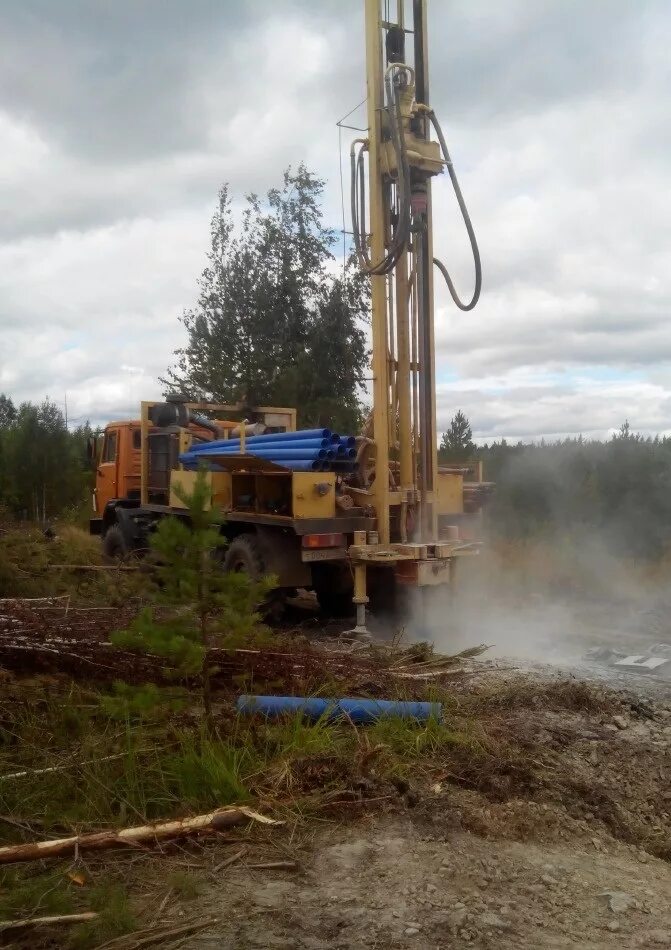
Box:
[132,429,142,450]
[102,430,118,463]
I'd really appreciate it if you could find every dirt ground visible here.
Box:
[193,814,671,950]
[126,663,671,950]
[4,577,671,948]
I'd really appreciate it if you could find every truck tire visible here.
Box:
[102,525,127,561]
[222,533,286,619]
[222,533,265,579]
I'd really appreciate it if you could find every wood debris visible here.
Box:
[0,806,280,865]
[0,911,98,934]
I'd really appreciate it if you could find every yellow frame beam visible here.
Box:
[365,0,391,544]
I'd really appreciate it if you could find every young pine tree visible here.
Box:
[111,470,272,731]
[439,410,476,462]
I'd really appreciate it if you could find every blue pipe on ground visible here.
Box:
[236,695,442,723]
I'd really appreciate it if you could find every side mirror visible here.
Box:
[87,435,98,463]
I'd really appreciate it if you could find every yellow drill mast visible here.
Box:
[349,0,481,633]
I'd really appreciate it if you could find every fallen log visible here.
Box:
[0,911,98,934]
[0,806,279,865]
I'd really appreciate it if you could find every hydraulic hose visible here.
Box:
[426,108,482,311]
[350,139,370,270]
[350,65,413,276]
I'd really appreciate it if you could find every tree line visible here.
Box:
[442,412,671,560]
[0,395,92,522]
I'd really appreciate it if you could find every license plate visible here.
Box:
[301,547,348,562]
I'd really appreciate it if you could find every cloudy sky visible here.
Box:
[1,0,670,442]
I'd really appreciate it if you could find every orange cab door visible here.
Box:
[96,428,119,513]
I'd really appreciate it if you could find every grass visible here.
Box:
[166,869,203,901]
[0,866,77,919]
[69,883,137,948]
[0,681,480,945]
[0,679,488,839]
[0,521,145,603]
[0,867,136,949]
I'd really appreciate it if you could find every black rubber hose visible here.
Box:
[428,109,482,311]
[351,69,412,277]
[350,142,370,270]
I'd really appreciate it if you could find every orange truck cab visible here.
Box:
[90,421,142,531]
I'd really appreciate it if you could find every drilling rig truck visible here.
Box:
[90,0,489,631]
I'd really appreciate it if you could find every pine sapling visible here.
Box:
[111,469,272,730]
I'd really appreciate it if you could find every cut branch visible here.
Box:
[0,806,279,865]
[0,912,98,934]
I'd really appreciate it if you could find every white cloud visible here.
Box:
[1,0,671,441]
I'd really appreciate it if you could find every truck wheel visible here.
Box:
[222,533,284,619]
[222,534,265,579]
[102,525,127,561]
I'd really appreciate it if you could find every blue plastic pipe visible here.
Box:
[182,429,334,453]
[228,448,328,460]
[187,437,333,452]
[236,695,442,723]
[185,445,330,462]
[338,436,356,448]
[242,428,332,444]
[180,456,322,472]
[188,438,332,455]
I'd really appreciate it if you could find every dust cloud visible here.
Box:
[414,533,671,668]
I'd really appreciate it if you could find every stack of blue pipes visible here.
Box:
[178,428,359,474]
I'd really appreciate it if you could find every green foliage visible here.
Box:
[478,422,671,558]
[0,523,146,601]
[162,165,369,434]
[69,884,136,949]
[0,866,76,919]
[111,469,272,726]
[439,409,476,462]
[369,715,478,757]
[99,682,188,721]
[0,395,92,521]
[112,609,206,674]
[164,736,251,808]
